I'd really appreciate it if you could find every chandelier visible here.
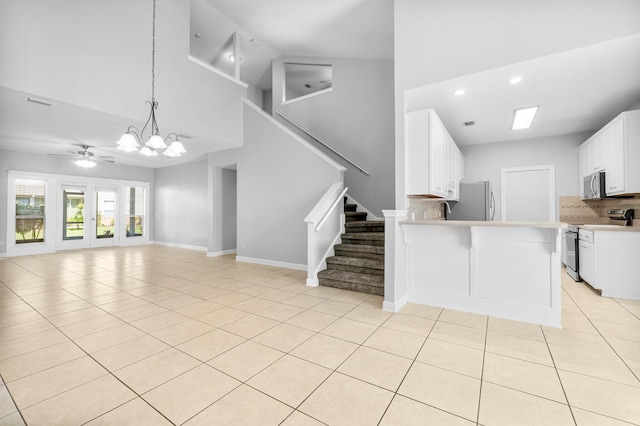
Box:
[116,0,187,158]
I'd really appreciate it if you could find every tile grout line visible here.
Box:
[0,257,181,425]
[474,315,489,426]
[561,287,640,386]
[539,324,578,426]
[0,373,27,426]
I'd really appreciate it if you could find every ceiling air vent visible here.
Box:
[463,121,475,127]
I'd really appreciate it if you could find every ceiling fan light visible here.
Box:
[146,134,167,149]
[75,158,96,169]
[139,146,158,156]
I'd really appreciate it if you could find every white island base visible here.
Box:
[383,212,565,328]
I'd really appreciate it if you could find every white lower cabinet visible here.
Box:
[578,229,596,288]
[579,228,640,300]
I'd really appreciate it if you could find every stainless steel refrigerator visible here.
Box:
[447,181,495,221]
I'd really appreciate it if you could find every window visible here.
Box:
[15,179,46,244]
[125,187,145,237]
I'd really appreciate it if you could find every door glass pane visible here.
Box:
[96,191,115,239]
[15,179,46,244]
[125,187,145,237]
[63,190,85,240]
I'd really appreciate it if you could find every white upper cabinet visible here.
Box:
[604,118,625,195]
[578,110,640,198]
[406,108,464,199]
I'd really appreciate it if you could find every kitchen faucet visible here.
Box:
[437,200,451,220]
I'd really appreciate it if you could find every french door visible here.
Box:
[56,184,119,249]
[91,187,118,247]
[8,171,150,257]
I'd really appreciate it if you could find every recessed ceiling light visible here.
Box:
[194,33,202,38]
[512,106,539,130]
[454,89,465,96]
[509,76,523,84]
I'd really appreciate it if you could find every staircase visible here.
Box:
[317,199,384,295]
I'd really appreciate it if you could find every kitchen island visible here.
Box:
[383,211,566,327]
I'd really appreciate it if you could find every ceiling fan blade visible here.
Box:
[48,153,76,158]
[97,156,116,163]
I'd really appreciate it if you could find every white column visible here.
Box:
[382,210,408,312]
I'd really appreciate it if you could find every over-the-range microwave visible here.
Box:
[582,171,606,200]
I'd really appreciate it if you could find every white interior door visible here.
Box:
[501,165,555,222]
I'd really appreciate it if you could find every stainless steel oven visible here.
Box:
[565,224,580,281]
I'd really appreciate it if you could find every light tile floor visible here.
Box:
[0,245,639,425]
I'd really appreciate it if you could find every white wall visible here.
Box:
[272,56,395,216]
[153,159,208,249]
[238,101,344,267]
[461,132,591,221]
[626,97,640,111]
[221,168,237,251]
[393,0,640,208]
[0,0,246,148]
[0,149,154,255]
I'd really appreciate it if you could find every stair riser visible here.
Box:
[327,263,384,276]
[341,238,384,247]
[334,249,384,261]
[319,278,383,296]
[345,225,385,233]
[345,213,368,222]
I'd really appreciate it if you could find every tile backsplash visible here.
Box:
[559,195,640,226]
[406,196,447,220]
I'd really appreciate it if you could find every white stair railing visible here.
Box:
[305,182,347,286]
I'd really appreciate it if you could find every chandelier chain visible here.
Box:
[151,0,156,103]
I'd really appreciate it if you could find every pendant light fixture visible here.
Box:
[116,0,187,158]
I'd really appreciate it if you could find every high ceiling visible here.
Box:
[1,0,640,170]
[406,33,640,146]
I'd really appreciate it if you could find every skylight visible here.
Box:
[512,106,538,130]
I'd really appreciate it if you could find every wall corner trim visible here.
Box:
[207,249,237,257]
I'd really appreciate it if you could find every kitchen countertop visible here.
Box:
[578,224,640,232]
[400,220,566,229]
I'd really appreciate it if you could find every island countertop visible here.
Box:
[400,219,566,229]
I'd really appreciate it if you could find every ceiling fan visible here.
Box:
[48,144,115,168]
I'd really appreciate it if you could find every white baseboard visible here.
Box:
[382,295,408,313]
[207,249,237,257]
[236,256,306,271]
[153,241,207,252]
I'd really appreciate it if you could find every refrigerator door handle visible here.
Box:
[490,191,496,221]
